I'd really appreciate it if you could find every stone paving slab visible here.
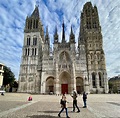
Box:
[0,101,28,112]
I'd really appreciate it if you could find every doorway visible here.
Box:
[59,71,71,94]
[61,84,68,94]
[76,77,84,94]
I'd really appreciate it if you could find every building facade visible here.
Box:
[109,75,120,93]
[0,63,4,89]
[18,2,109,94]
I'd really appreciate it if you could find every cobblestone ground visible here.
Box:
[0,93,120,118]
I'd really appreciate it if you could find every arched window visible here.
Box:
[33,37,37,45]
[25,49,27,55]
[92,72,96,88]
[91,53,93,60]
[27,37,30,45]
[33,20,35,28]
[35,48,37,55]
[36,20,38,28]
[99,72,102,87]
[32,48,34,55]
[28,48,30,56]
[28,20,30,29]
[97,53,101,61]
[30,20,32,29]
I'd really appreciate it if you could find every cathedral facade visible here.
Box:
[18,2,109,94]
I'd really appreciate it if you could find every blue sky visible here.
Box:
[0,0,120,80]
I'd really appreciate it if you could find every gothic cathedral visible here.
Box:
[18,2,109,94]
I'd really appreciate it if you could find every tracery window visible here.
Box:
[32,48,34,55]
[99,72,102,87]
[92,72,96,88]
[27,37,30,45]
[25,49,27,55]
[33,20,35,28]
[35,48,37,55]
[36,20,38,28]
[28,48,30,56]
[33,37,37,45]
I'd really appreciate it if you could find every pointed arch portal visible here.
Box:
[46,77,54,94]
[59,71,71,94]
[76,77,84,94]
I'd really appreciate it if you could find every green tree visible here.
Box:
[3,66,15,86]
[12,81,18,88]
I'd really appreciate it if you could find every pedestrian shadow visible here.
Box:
[38,110,58,113]
[26,115,57,118]
[68,106,83,108]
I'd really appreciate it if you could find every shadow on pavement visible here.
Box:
[107,102,120,106]
[68,106,83,108]
[38,110,58,113]
[26,114,63,118]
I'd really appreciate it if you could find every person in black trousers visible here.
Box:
[71,89,80,113]
[58,94,70,118]
[83,92,87,108]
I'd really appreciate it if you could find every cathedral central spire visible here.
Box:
[62,21,66,43]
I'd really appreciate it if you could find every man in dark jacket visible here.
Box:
[83,92,87,108]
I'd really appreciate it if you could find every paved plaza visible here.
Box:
[0,93,120,118]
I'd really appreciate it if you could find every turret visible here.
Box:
[24,5,44,40]
[44,26,50,56]
[62,21,66,43]
[54,26,59,43]
[45,26,50,45]
[69,26,75,43]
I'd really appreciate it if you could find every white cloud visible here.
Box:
[0,0,120,79]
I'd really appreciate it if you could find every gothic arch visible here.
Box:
[26,36,31,46]
[97,53,100,60]
[98,72,103,87]
[59,71,71,84]
[33,35,37,45]
[59,71,71,94]
[92,72,96,88]
[59,51,71,62]
[46,76,55,94]
[58,51,72,73]
[76,77,84,94]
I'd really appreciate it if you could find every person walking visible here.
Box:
[58,94,70,118]
[83,92,87,108]
[71,88,80,113]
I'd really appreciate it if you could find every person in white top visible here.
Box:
[71,88,80,113]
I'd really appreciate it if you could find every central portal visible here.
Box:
[59,71,71,94]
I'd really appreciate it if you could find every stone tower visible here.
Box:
[18,2,108,94]
[18,6,44,93]
[78,2,108,93]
